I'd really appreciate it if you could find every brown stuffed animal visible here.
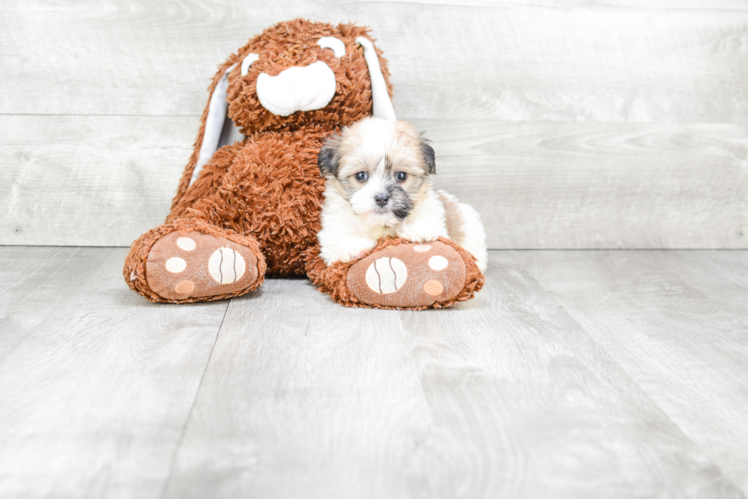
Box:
[123,19,484,309]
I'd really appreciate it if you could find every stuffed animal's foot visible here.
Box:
[145,231,262,301]
[124,221,266,303]
[306,237,484,310]
[346,240,475,308]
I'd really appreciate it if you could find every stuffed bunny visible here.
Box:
[124,19,484,309]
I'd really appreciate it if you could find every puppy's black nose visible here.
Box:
[375,193,390,207]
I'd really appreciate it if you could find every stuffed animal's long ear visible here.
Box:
[356,37,396,120]
[170,62,242,215]
[189,63,239,186]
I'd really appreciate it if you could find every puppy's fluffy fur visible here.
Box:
[317,117,487,272]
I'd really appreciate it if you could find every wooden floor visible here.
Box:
[0,247,746,497]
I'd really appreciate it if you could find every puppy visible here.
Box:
[317,117,487,272]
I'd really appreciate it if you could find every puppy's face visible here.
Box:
[319,118,436,227]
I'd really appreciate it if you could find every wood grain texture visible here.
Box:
[3,0,748,249]
[163,255,740,497]
[3,0,748,121]
[512,249,748,494]
[0,115,194,246]
[0,0,748,249]
[3,116,746,248]
[424,120,748,249]
[0,247,228,497]
[1,247,747,496]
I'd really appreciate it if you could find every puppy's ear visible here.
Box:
[318,134,341,177]
[420,137,436,175]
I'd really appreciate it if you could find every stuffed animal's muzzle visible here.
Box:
[256,61,337,117]
[189,37,395,187]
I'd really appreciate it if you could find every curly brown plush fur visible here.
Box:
[169,20,390,215]
[123,19,484,310]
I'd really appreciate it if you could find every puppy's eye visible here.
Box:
[355,172,368,182]
[395,171,408,182]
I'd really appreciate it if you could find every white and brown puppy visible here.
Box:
[317,117,487,272]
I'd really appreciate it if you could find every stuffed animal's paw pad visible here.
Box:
[176,237,196,251]
[347,241,467,308]
[145,231,259,301]
[365,257,408,294]
[208,248,246,284]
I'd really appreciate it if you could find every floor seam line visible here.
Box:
[159,299,231,498]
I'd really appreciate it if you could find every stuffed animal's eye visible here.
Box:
[241,53,259,76]
[395,171,408,182]
[355,172,368,182]
[317,37,346,57]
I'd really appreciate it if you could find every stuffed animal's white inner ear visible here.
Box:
[190,63,238,186]
[317,37,346,57]
[241,53,259,76]
[356,37,396,120]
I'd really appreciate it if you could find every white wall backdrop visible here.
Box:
[1,0,747,248]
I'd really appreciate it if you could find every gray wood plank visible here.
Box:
[0,247,228,497]
[425,120,748,249]
[0,115,195,246]
[3,0,748,122]
[3,116,746,249]
[163,279,431,497]
[512,249,748,494]
[164,253,740,497]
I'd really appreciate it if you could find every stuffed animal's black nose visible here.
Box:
[375,193,390,207]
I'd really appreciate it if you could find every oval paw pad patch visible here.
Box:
[365,257,408,294]
[208,247,246,284]
[146,231,259,301]
[347,241,467,308]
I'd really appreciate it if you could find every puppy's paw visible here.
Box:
[345,238,378,262]
[351,248,370,260]
[396,226,442,244]
[324,237,378,264]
